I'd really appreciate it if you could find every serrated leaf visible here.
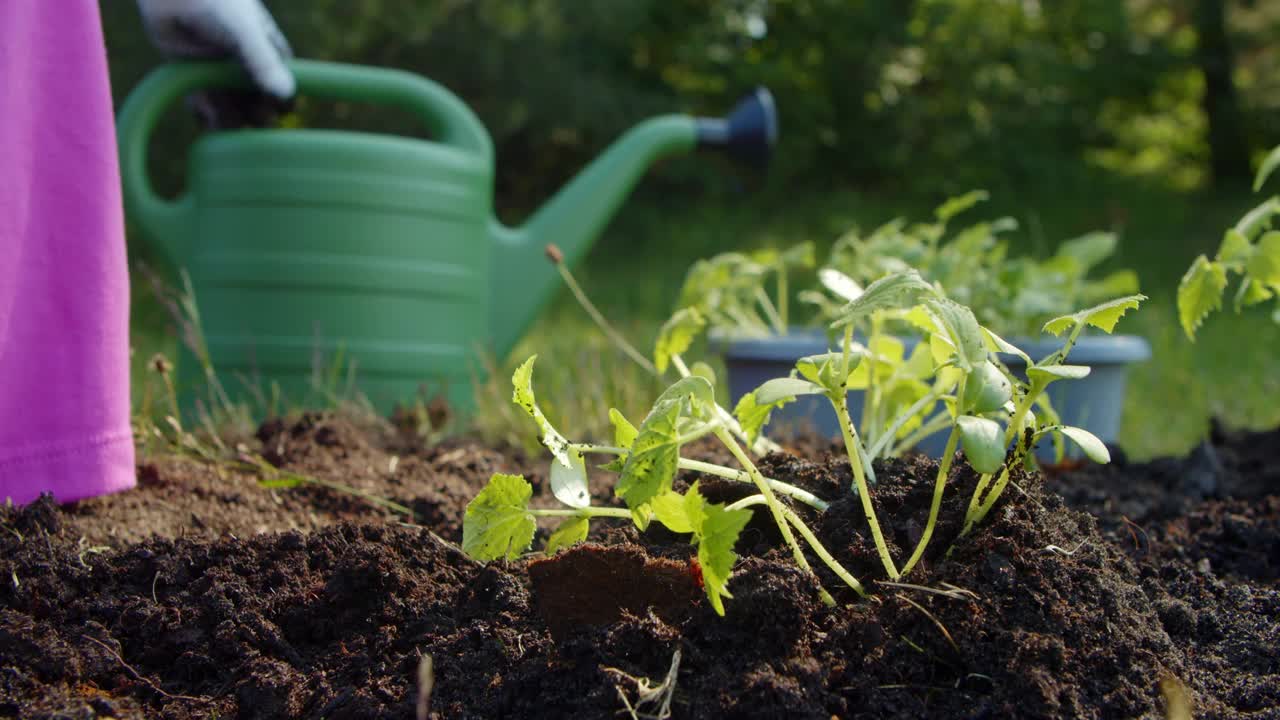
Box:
[1042,294,1146,336]
[512,356,574,469]
[796,350,860,391]
[462,473,536,562]
[1217,228,1253,265]
[545,516,590,555]
[831,271,936,329]
[549,450,590,508]
[695,497,751,616]
[956,415,1005,474]
[1234,197,1280,241]
[925,298,986,371]
[1060,426,1110,464]
[651,491,695,534]
[616,399,684,526]
[609,408,638,449]
[1176,256,1227,340]
[1255,145,1280,192]
[733,387,794,446]
[963,361,1012,414]
[935,190,989,223]
[652,375,716,412]
[1027,364,1091,383]
[1235,277,1274,310]
[1246,231,1280,286]
[654,307,706,374]
[818,268,863,301]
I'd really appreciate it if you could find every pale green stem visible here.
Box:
[889,412,953,458]
[532,507,633,520]
[568,443,826,510]
[860,313,883,445]
[899,416,962,576]
[833,391,900,579]
[755,287,786,336]
[776,267,789,331]
[867,390,941,461]
[712,425,817,580]
[554,260,657,375]
[671,355,781,455]
[727,495,865,597]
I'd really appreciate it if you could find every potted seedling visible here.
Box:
[461,271,1145,616]
[699,191,1151,457]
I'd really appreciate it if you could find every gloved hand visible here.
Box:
[136,0,295,129]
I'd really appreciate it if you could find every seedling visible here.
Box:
[1177,144,1280,340]
[463,275,1146,613]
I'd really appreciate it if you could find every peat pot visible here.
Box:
[716,329,1152,459]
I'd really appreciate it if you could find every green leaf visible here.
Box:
[654,307,706,374]
[1246,231,1280,286]
[651,491,695,534]
[1027,364,1091,383]
[1234,197,1280,241]
[1060,426,1110,464]
[935,190,989,223]
[925,298,986,371]
[258,477,304,489]
[1235,277,1274,310]
[1176,256,1227,341]
[545,516,590,555]
[796,350,860,391]
[830,271,936,329]
[980,327,1031,367]
[963,361,1012,414]
[512,355,574,469]
[695,496,751,616]
[1055,231,1116,272]
[956,415,1005,474]
[1217,228,1253,265]
[818,268,863,301]
[616,398,684,526]
[609,408,638,449]
[1042,294,1147,337]
[689,361,717,385]
[1081,270,1141,303]
[549,450,590,508]
[462,473,536,562]
[752,377,824,405]
[1255,145,1280,192]
[652,375,716,411]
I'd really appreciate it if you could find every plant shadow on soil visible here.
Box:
[1,411,1277,718]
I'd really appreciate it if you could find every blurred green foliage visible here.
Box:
[103,0,1280,208]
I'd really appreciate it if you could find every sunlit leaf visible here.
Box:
[549,450,590,508]
[1042,294,1146,336]
[925,298,986,372]
[818,268,863,302]
[1055,231,1116,271]
[1246,231,1280,286]
[609,408,638,449]
[956,415,1005,474]
[654,307,706,374]
[545,516,590,555]
[512,355,574,469]
[1027,364,1091,384]
[1255,145,1280,192]
[1060,426,1110,464]
[696,495,751,616]
[980,327,1031,367]
[462,473,536,562]
[1234,197,1280,241]
[963,361,1012,414]
[1216,228,1252,265]
[830,271,936,329]
[651,491,695,534]
[1176,256,1227,341]
[935,190,989,223]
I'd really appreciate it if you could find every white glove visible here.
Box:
[137,0,295,102]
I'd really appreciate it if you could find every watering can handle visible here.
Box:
[116,59,494,265]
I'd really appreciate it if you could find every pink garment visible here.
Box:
[0,3,135,504]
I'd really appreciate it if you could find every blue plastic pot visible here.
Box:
[715,329,1151,459]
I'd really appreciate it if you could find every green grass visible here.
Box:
[128,175,1280,461]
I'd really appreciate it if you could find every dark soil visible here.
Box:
[1,411,1277,718]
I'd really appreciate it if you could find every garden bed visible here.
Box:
[2,411,1276,718]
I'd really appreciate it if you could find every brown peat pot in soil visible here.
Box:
[1,411,1277,719]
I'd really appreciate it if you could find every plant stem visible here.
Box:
[889,411,953,458]
[727,495,865,597]
[867,390,940,461]
[860,313,883,445]
[532,507,632,520]
[832,391,900,579]
[899,424,961,576]
[712,426,817,579]
[670,355,781,455]
[552,257,658,375]
[567,444,829,510]
[755,287,786,336]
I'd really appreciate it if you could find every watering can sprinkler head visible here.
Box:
[695,87,778,168]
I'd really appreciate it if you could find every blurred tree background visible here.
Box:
[104,0,1280,457]
[102,0,1280,210]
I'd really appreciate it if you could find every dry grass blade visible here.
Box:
[604,648,682,720]
[877,580,979,602]
[81,634,209,704]
[897,594,960,655]
[416,654,434,720]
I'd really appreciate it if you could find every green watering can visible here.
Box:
[117,59,776,416]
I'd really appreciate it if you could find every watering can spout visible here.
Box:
[490,87,778,357]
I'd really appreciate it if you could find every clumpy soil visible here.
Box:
[1,411,1277,718]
